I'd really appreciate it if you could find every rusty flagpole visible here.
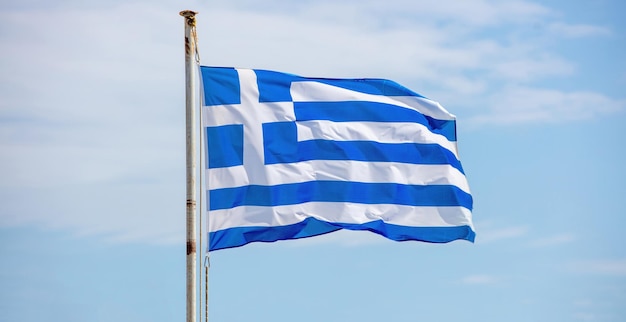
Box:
[180,10,198,322]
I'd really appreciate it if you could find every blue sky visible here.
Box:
[1,0,625,321]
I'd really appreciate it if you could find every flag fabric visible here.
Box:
[200,66,474,251]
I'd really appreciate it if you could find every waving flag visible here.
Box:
[201,66,474,251]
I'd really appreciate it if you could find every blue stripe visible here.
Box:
[311,78,425,98]
[297,141,463,171]
[208,68,427,103]
[209,181,472,211]
[201,66,429,105]
[263,123,464,173]
[295,101,456,141]
[208,217,475,251]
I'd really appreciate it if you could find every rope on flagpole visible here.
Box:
[196,31,208,322]
[204,255,210,322]
[198,52,206,322]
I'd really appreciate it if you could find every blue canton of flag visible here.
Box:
[201,66,474,251]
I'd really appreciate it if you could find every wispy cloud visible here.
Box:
[490,56,575,82]
[528,233,575,248]
[547,22,612,38]
[461,274,502,285]
[468,86,625,126]
[0,3,185,244]
[571,259,626,276]
[218,0,553,27]
[573,312,598,321]
[476,225,529,244]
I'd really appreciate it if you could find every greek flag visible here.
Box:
[201,66,474,251]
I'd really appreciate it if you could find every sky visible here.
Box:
[1,0,625,321]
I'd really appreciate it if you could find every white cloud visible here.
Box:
[468,86,625,125]
[475,225,529,244]
[528,233,575,247]
[327,0,551,27]
[490,56,575,82]
[572,259,626,276]
[214,0,553,27]
[0,3,186,243]
[547,22,612,38]
[573,312,598,321]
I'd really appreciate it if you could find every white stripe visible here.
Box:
[207,161,470,193]
[296,120,458,157]
[201,102,296,127]
[208,203,473,232]
[290,81,456,121]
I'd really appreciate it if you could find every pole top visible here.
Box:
[180,10,198,26]
[180,10,197,18]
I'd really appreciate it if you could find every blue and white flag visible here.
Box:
[201,66,474,251]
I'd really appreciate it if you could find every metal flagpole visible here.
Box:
[180,9,198,322]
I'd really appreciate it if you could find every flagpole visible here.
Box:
[180,10,198,322]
